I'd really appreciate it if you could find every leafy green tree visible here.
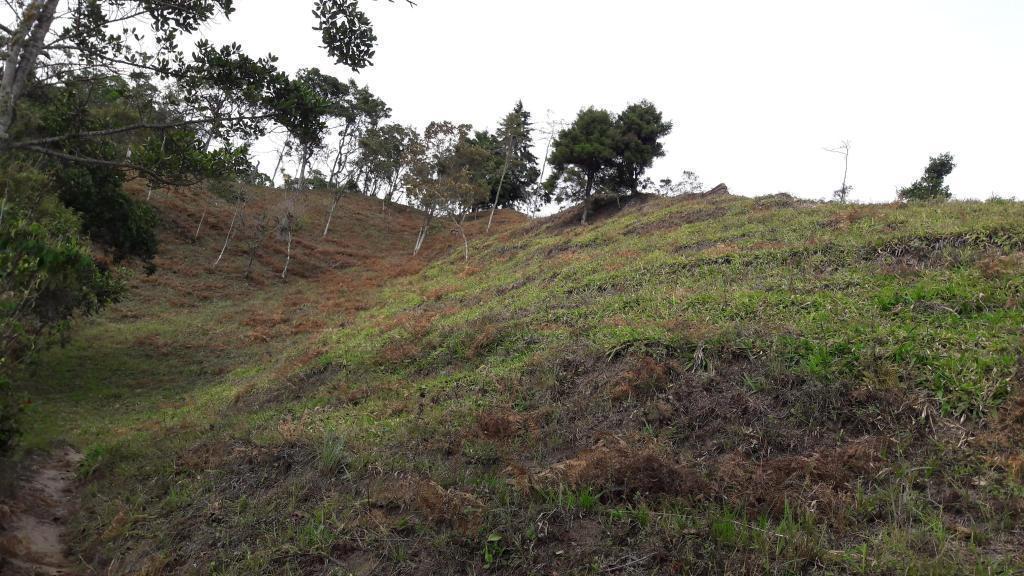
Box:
[319,80,389,235]
[403,121,489,257]
[898,153,956,201]
[358,123,414,207]
[484,101,540,231]
[545,108,618,225]
[612,100,673,195]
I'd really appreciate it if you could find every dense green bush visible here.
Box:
[54,164,158,264]
[898,153,956,201]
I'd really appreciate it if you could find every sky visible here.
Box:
[204,0,1024,203]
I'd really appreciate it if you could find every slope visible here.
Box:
[10,189,1024,574]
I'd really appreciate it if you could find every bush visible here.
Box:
[54,164,158,264]
[898,153,956,201]
[1,208,122,362]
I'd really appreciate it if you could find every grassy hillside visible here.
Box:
[13,187,1024,574]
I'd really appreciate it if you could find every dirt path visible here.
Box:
[0,447,83,576]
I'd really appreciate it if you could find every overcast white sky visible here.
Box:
[205,0,1024,202]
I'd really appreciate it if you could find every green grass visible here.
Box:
[11,193,1024,574]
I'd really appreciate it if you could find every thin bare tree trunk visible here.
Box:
[193,206,207,243]
[324,194,340,237]
[280,228,292,280]
[270,142,288,187]
[246,247,257,278]
[453,213,469,262]
[213,197,243,268]
[281,151,306,280]
[487,139,515,232]
[413,210,433,256]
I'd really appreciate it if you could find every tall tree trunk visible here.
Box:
[453,213,469,262]
[281,151,307,280]
[213,197,243,268]
[328,125,351,186]
[0,0,60,142]
[0,185,8,228]
[280,227,292,280]
[384,170,402,206]
[246,247,257,278]
[581,174,595,225]
[487,141,515,233]
[323,193,340,237]
[297,152,308,193]
[193,205,207,243]
[413,210,434,256]
[270,142,288,188]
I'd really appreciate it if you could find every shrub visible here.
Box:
[54,164,158,264]
[898,153,956,201]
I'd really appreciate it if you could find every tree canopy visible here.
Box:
[545,107,618,224]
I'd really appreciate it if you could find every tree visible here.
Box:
[403,121,489,258]
[544,108,618,225]
[898,153,956,201]
[485,101,539,231]
[441,135,490,261]
[825,141,852,203]
[241,207,272,279]
[357,122,413,210]
[276,68,358,279]
[612,100,673,195]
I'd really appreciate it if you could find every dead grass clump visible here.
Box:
[753,193,798,210]
[539,439,708,502]
[377,309,439,338]
[369,478,484,536]
[609,355,676,400]
[977,252,1024,278]
[825,206,877,230]
[871,229,1024,270]
[546,193,656,230]
[467,324,501,359]
[476,409,526,439]
[424,285,455,301]
[714,437,891,517]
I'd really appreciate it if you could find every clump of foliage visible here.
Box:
[544,107,619,224]
[898,153,956,201]
[404,121,491,259]
[0,167,122,363]
[54,165,158,265]
[611,100,673,195]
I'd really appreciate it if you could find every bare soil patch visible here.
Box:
[0,447,83,576]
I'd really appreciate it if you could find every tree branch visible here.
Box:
[19,144,168,181]
[8,113,277,148]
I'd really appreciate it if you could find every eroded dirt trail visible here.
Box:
[0,447,83,576]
